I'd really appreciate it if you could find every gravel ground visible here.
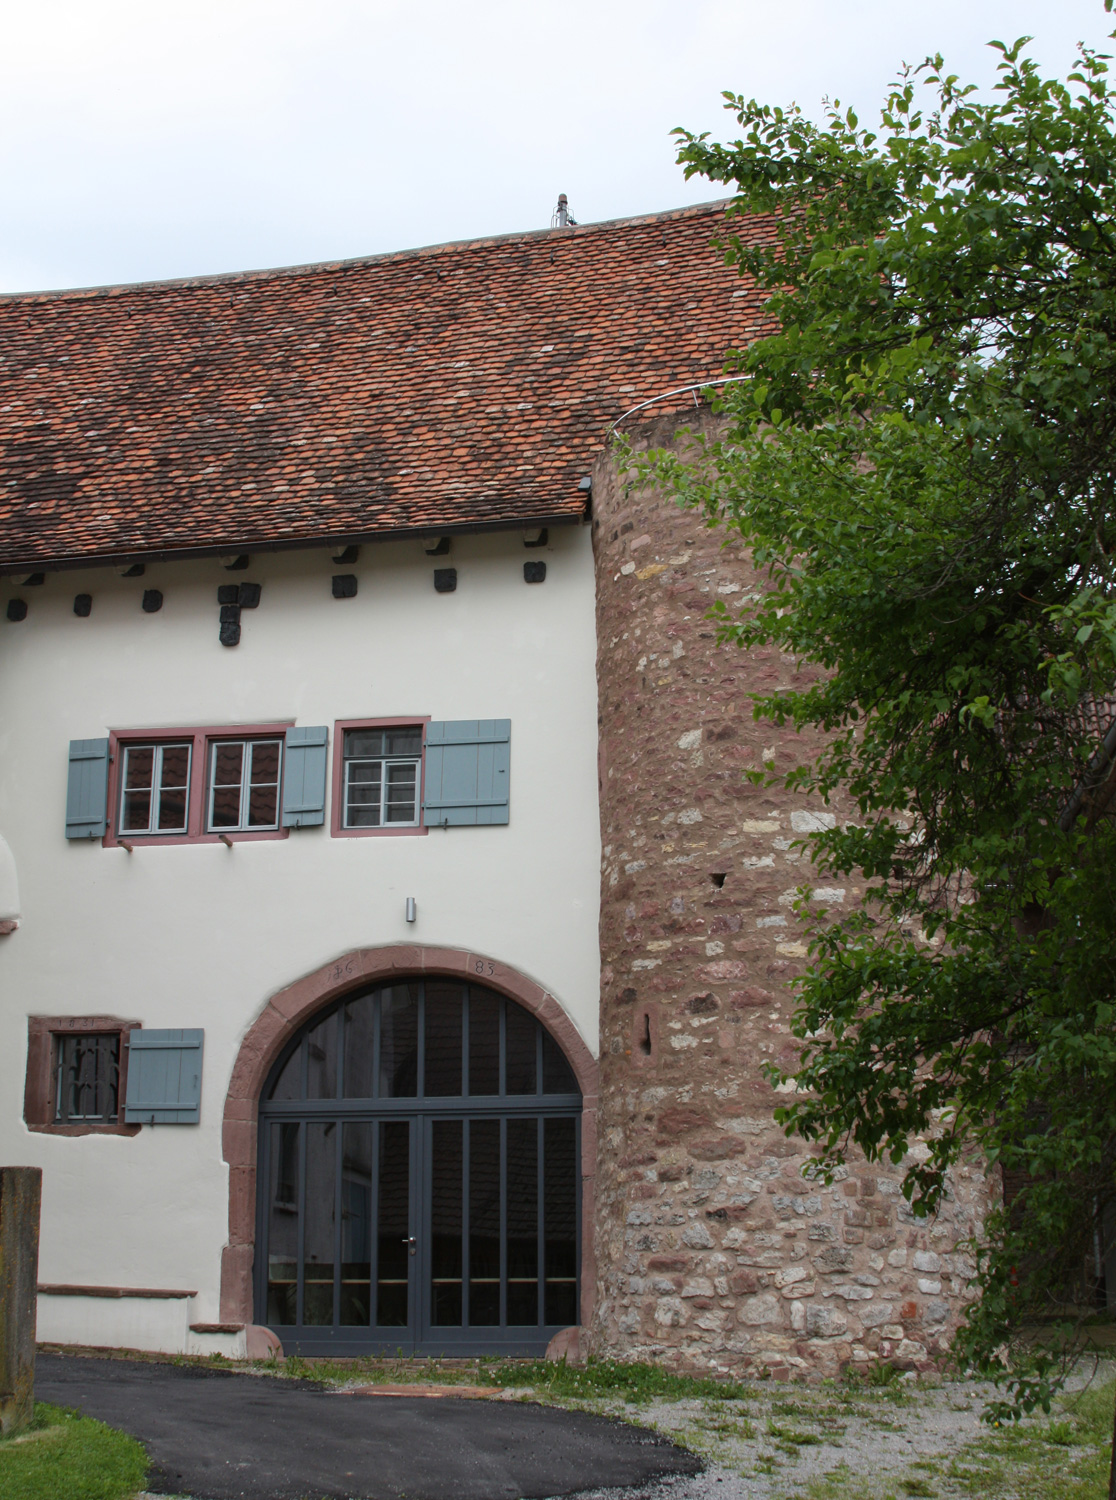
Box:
[132,1360,1115,1500]
[554,1364,1112,1500]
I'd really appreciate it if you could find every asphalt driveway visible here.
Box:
[36,1353,702,1500]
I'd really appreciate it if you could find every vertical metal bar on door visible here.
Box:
[369,1118,380,1329]
[499,1115,507,1327]
[372,992,382,1101]
[461,1115,471,1330]
[536,1114,545,1328]
[410,1117,419,1339]
[295,1119,307,1330]
[417,982,426,1100]
[333,1115,343,1332]
[575,1113,583,1325]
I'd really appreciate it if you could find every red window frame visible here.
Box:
[331,717,430,838]
[104,723,293,847]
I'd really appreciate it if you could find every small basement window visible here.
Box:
[342,726,423,828]
[208,738,283,832]
[54,1033,121,1124]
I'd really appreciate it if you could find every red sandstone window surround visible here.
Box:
[24,1016,141,1137]
[104,723,293,847]
[331,718,430,838]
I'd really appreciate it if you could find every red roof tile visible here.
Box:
[0,201,773,571]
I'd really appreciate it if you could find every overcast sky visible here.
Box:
[2,0,1111,293]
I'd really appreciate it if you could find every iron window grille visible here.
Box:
[342,727,423,829]
[54,1033,121,1124]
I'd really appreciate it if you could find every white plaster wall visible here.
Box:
[36,1293,194,1354]
[0,832,18,920]
[0,525,601,1343]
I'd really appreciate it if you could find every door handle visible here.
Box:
[403,1236,417,1256]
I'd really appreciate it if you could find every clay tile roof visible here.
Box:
[0,200,773,571]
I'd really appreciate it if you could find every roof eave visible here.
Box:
[0,508,587,576]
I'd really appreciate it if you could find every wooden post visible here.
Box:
[0,1167,42,1437]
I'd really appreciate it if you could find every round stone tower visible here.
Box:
[588,408,987,1377]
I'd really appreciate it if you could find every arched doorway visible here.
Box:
[255,975,583,1355]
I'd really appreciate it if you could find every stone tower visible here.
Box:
[588,409,987,1377]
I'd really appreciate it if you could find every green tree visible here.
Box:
[646,11,1116,1471]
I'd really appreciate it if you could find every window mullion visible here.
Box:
[151,745,163,834]
[240,742,251,831]
[206,740,217,834]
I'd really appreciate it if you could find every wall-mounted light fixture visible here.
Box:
[405,897,417,923]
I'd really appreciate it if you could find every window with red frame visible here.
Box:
[110,728,290,841]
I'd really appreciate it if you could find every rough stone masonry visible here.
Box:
[588,411,989,1378]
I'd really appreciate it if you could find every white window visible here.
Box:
[208,739,283,831]
[342,727,422,828]
[120,742,192,834]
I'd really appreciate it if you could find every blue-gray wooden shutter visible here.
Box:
[422,720,510,826]
[282,726,329,827]
[124,1029,204,1124]
[65,738,110,839]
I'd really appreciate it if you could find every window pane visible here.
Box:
[157,784,188,831]
[468,991,501,1097]
[121,746,154,831]
[468,1119,500,1325]
[340,1123,373,1327]
[121,788,152,832]
[269,1042,303,1100]
[430,1120,462,1326]
[213,743,243,786]
[247,783,278,827]
[345,729,386,759]
[379,986,418,1097]
[542,1032,577,1095]
[544,1118,578,1327]
[124,746,154,789]
[154,747,189,834]
[346,762,382,828]
[506,1118,538,1325]
[383,728,422,756]
[505,1005,537,1095]
[209,784,241,828]
[160,744,191,789]
[210,742,242,829]
[302,1122,336,1326]
[306,1010,339,1099]
[384,762,418,823]
[377,1121,410,1327]
[249,740,280,784]
[342,995,375,1098]
[424,983,463,1097]
[267,1122,299,1325]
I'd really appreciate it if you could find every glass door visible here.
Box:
[257,978,582,1356]
[263,1115,418,1352]
[418,1113,580,1349]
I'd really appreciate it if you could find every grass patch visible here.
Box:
[766,1416,824,1450]
[485,1356,752,1404]
[0,1403,146,1500]
[934,1378,1114,1500]
[273,1353,754,1406]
